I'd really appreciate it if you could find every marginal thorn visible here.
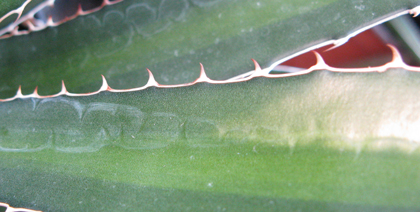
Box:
[387,44,404,63]
[100,75,111,91]
[77,4,83,14]
[248,59,268,78]
[313,51,326,65]
[16,85,23,97]
[47,16,53,25]
[33,86,39,95]
[199,63,206,74]
[146,69,159,87]
[308,51,329,71]
[251,59,262,71]
[61,80,67,93]
[197,63,211,82]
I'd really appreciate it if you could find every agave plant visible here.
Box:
[1,0,420,211]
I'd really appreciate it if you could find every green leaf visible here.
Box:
[1,0,420,211]
[2,70,420,211]
[0,0,419,97]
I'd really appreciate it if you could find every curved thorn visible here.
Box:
[199,63,206,74]
[16,86,23,97]
[76,3,83,15]
[311,51,328,70]
[313,51,324,61]
[251,58,269,77]
[100,75,111,91]
[33,86,39,96]
[388,44,404,64]
[197,63,211,82]
[377,44,405,73]
[251,59,262,71]
[146,69,159,87]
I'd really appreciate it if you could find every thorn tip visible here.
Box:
[251,59,262,71]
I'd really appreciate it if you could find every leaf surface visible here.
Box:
[1,69,420,211]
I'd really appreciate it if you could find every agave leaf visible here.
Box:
[0,0,419,97]
[1,68,420,211]
[1,0,420,211]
